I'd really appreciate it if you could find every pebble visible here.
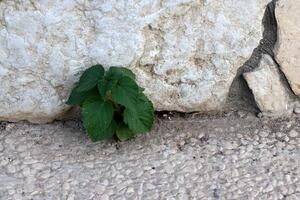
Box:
[146,183,156,190]
[237,110,247,118]
[8,189,15,195]
[32,163,45,170]
[263,184,274,193]
[257,112,263,118]
[40,170,51,179]
[289,129,299,138]
[5,123,16,131]
[22,167,31,176]
[7,165,17,173]
[126,187,135,194]
[224,141,239,150]
[294,107,300,114]
[259,131,269,138]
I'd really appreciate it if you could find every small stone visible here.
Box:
[40,170,51,179]
[13,194,23,200]
[224,141,238,150]
[280,186,289,195]
[83,162,94,169]
[63,183,71,191]
[294,107,300,114]
[5,123,15,131]
[276,132,284,137]
[218,163,226,171]
[8,189,15,195]
[17,145,27,152]
[259,131,269,138]
[263,184,273,193]
[22,167,31,176]
[100,195,110,200]
[126,187,135,194]
[257,112,263,118]
[276,142,286,148]
[7,165,17,173]
[67,194,75,200]
[32,163,45,170]
[146,183,156,190]
[289,129,299,138]
[284,135,290,142]
[285,174,292,184]
[51,162,61,170]
[237,111,247,118]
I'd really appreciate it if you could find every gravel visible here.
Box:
[0,112,299,200]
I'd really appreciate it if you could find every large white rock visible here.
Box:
[243,54,291,113]
[0,0,270,123]
[275,0,300,97]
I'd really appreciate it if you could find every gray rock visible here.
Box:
[275,0,300,97]
[243,54,291,113]
[0,0,270,122]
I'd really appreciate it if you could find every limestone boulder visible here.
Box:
[243,54,291,113]
[0,0,270,122]
[275,0,300,97]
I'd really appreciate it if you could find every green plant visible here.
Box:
[66,65,154,142]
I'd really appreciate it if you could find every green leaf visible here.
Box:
[116,124,136,141]
[98,78,117,99]
[111,76,139,109]
[90,120,117,142]
[76,64,105,92]
[106,66,136,80]
[138,86,145,92]
[66,87,98,106]
[124,92,154,133]
[67,63,154,142]
[81,96,114,141]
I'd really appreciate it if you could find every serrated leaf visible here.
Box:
[76,64,104,92]
[89,120,117,142]
[111,76,139,109]
[106,66,136,80]
[116,124,136,141]
[66,87,98,106]
[81,96,114,141]
[67,63,154,142]
[124,92,154,133]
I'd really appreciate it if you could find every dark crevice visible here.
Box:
[226,0,279,112]
[272,57,300,102]
[243,0,278,73]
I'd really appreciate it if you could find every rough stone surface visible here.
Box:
[0,113,300,199]
[0,0,270,122]
[243,54,291,113]
[295,107,300,114]
[275,0,300,97]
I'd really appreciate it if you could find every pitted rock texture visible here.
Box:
[275,0,300,97]
[0,0,270,122]
[244,54,291,113]
[0,113,300,199]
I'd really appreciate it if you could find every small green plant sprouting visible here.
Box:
[66,65,154,142]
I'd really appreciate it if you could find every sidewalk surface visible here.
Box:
[0,112,299,200]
